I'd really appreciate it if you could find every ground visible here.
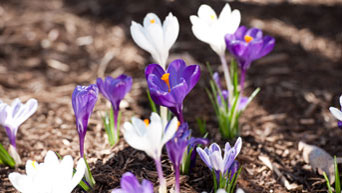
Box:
[0,0,341,192]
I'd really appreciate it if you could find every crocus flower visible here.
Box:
[96,75,132,138]
[329,95,342,128]
[123,112,178,193]
[145,59,200,123]
[190,3,241,57]
[130,12,179,69]
[197,137,242,176]
[213,72,248,110]
[72,84,98,157]
[166,123,190,193]
[0,98,38,164]
[9,150,86,193]
[225,26,275,90]
[111,172,154,193]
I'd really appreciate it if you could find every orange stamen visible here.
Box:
[161,73,171,92]
[177,121,181,128]
[150,19,156,24]
[144,119,150,126]
[244,35,253,43]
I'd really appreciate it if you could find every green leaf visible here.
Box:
[0,143,15,168]
[335,156,340,193]
[323,172,333,193]
[196,118,207,136]
[146,89,158,113]
[83,155,96,188]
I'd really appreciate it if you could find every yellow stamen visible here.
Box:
[244,35,253,43]
[32,160,36,168]
[161,73,171,92]
[150,19,156,24]
[177,121,181,128]
[210,15,215,20]
[144,119,150,126]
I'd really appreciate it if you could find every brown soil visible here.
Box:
[0,0,341,192]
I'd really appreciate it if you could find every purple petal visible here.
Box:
[149,88,176,107]
[234,26,248,40]
[145,63,165,80]
[170,79,189,105]
[120,172,141,192]
[259,36,275,58]
[182,65,201,92]
[197,147,212,170]
[245,28,263,40]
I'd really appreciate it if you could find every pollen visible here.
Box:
[32,160,36,169]
[161,73,171,92]
[210,15,215,20]
[177,121,181,128]
[150,19,156,24]
[144,119,150,126]
[244,35,253,43]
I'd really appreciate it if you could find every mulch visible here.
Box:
[0,0,341,192]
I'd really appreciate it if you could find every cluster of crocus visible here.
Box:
[0,98,38,165]
[9,150,86,193]
[197,138,242,192]
[329,95,342,128]
[190,3,275,139]
[97,75,132,145]
[131,12,180,127]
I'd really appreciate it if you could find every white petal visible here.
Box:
[44,151,59,168]
[329,107,342,121]
[163,12,179,51]
[68,158,86,192]
[216,189,227,193]
[218,3,232,21]
[9,172,31,192]
[209,151,225,173]
[145,19,165,66]
[131,117,147,135]
[198,4,217,22]
[143,13,162,28]
[123,122,150,153]
[161,117,178,145]
[223,9,241,34]
[190,16,212,44]
[339,95,342,107]
[130,21,155,55]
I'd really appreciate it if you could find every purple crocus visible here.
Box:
[197,137,242,178]
[111,172,154,193]
[225,26,275,91]
[166,123,190,193]
[213,72,248,110]
[145,59,200,123]
[96,75,132,128]
[72,84,98,157]
[0,98,38,149]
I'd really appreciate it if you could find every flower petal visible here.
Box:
[330,107,342,121]
[163,12,179,51]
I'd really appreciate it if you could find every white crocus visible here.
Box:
[329,95,342,121]
[123,112,178,160]
[130,12,179,69]
[123,112,178,193]
[190,3,241,57]
[9,150,86,193]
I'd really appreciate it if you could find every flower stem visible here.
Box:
[160,106,168,127]
[240,68,246,95]
[174,164,180,193]
[219,54,233,105]
[154,158,167,193]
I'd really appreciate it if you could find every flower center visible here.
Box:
[150,19,156,24]
[161,73,171,92]
[32,160,36,169]
[244,35,253,43]
[210,15,215,20]
[144,119,150,126]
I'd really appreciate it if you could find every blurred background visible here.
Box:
[0,0,341,192]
